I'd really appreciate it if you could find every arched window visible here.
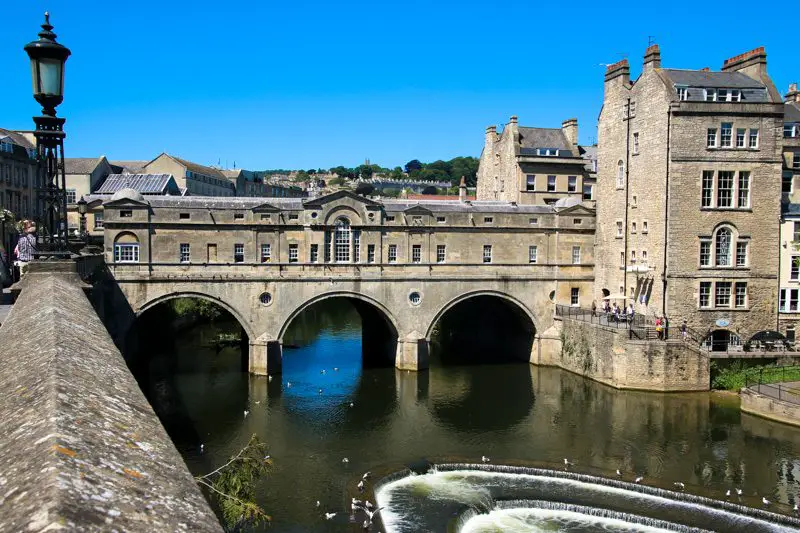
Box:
[715,227,732,266]
[616,160,625,189]
[334,218,351,262]
[114,232,140,263]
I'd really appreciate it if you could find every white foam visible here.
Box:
[459,507,676,533]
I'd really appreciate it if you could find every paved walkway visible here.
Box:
[750,381,800,404]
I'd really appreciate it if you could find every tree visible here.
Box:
[329,177,345,186]
[306,169,317,175]
[356,164,374,180]
[389,167,405,180]
[421,185,438,195]
[404,159,423,173]
[294,171,310,183]
[381,188,401,198]
[195,434,272,532]
[355,183,375,196]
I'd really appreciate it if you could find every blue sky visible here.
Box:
[0,1,793,170]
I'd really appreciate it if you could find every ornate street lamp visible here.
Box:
[24,12,71,256]
[76,196,88,245]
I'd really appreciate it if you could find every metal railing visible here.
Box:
[745,365,800,405]
[555,304,666,340]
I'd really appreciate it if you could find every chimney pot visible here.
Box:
[509,115,518,124]
[643,44,661,70]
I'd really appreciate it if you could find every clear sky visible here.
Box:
[0,1,793,170]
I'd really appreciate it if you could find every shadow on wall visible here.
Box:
[430,295,536,365]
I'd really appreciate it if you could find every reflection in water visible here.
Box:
[130,299,800,532]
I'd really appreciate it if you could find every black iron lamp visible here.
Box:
[24,12,71,255]
[76,196,88,243]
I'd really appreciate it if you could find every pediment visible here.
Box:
[251,202,281,213]
[555,203,595,216]
[102,197,149,208]
[302,190,382,208]
[403,205,433,215]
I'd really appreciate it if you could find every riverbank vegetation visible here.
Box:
[169,298,224,321]
[711,361,800,390]
[196,434,272,532]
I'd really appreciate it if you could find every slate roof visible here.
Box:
[786,102,800,123]
[0,128,35,150]
[518,127,573,151]
[168,154,228,179]
[95,194,570,214]
[579,145,597,174]
[661,69,766,89]
[64,157,105,175]
[94,174,181,195]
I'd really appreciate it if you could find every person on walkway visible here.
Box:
[612,303,620,323]
[681,320,688,341]
[591,300,597,317]
[15,220,36,277]
[655,317,664,340]
[627,303,635,323]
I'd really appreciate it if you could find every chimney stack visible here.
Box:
[604,59,630,85]
[562,118,578,147]
[721,46,767,78]
[643,44,661,71]
[459,176,467,203]
[786,82,800,103]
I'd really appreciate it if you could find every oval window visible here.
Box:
[259,292,273,306]
[409,291,422,306]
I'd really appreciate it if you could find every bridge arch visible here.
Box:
[425,290,538,341]
[138,291,256,341]
[277,291,400,343]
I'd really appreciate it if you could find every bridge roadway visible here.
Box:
[110,263,581,375]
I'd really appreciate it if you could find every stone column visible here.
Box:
[395,332,429,371]
[249,338,283,376]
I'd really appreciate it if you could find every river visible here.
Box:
[131,299,800,532]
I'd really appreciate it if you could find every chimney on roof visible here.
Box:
[786,82,800,103]
[459,176,467,203]
[485,124,497,155]
[701,67,710,71]
[643,44,661,71]
[561,118,578,148]
[721,46,767,78]
[604,59,630,91]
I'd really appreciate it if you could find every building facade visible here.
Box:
[144,153,235,197]
[0,128,40,253]
[595,45,784,349]
[476,116,592,206]
[64,156,115,233]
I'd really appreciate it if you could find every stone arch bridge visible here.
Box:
[114,272,559,374]
[98,190,595,374]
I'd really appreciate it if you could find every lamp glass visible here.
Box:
[36,58,63,97]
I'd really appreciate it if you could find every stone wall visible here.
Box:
[740,387,800,427]
[537,318,709,391]
[0,263,222,532]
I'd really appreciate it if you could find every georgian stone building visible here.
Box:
[777,84,800,340]
[0,128,40,253]
[595,45,784,349]
[476,116,592,205]
[144,153,236,197]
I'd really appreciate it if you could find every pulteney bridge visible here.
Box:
[97,189,595,374]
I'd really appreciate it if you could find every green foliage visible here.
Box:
[355,183,375,196]
[421,185,439,195]
[711,362,800,390]
[356,164,374,180]
[328,177,345,186]
[406,156,479,187]
[404,159,423,173]
[170,298,224,321]
[380,188,401,198]
[196,434,272,532]
[293,171,310,183]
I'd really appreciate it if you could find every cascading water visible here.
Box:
[374,464,800,533]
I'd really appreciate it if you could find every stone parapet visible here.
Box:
[539,318,710,391]
[0,265,222,532]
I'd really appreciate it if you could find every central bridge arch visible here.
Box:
[426,290,538,363]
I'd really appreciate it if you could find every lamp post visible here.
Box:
[76,196,88,247]
[24,12,71,257]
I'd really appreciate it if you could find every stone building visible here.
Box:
[476,116,592,206]
[143,153,235,197]
[595,45,784,349]
[0,128,40,252]
[777,84,800,340]
[64,156,115,233]
[222,169,306,198]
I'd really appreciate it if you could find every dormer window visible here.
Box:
[536,148,559,156]
[704,89,716,102]
[676,86,688,101]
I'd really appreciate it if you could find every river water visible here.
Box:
[132,300,800,532]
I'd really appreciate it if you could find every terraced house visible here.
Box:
[595,45,784,350]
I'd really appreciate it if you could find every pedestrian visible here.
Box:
[655,317,664,340]
[681,320,688,341]
[627,303,635,321]
[612,302,620,323]
[591,300,597,317]
[14,220,36,277]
